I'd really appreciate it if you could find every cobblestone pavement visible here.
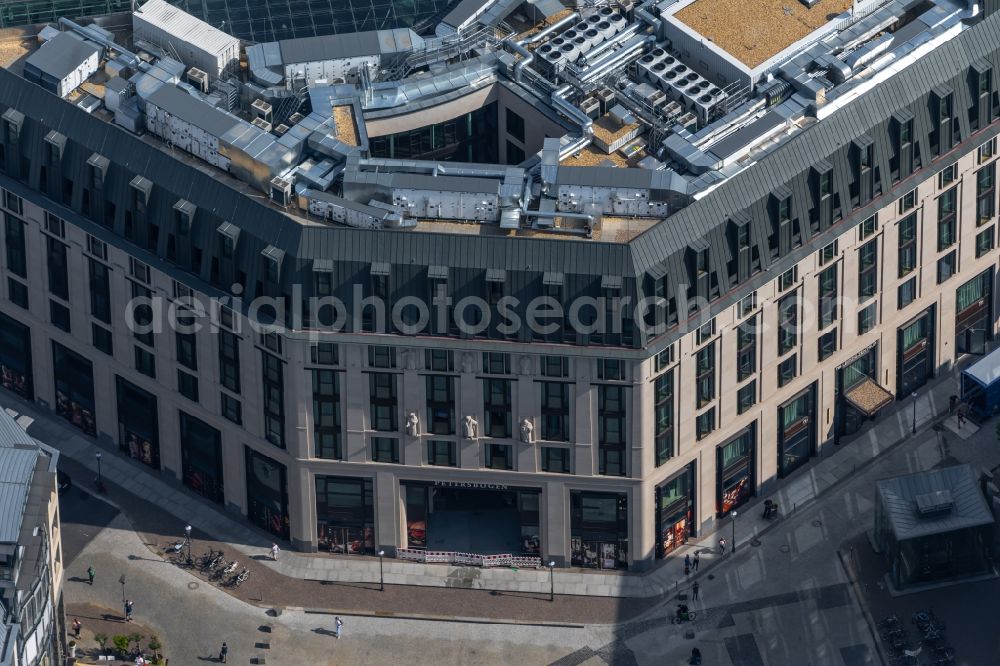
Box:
[62,508,595,665]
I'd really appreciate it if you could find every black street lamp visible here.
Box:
[119,574,126,604]
[377,549,385,591]
[911,392,918,434]
[731,510,738,553]
[95,451,105,493]
[185,525,193,565]
[548,561,556,602]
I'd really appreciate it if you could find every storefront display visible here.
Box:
[897,308,935,396]
[0,312,32,400]
[315,475,375,555]
[246,447,289,539]
[52,342,95,436]
[401,482,540,556]
[955,269,993,355]
[116,377,160,469]
[656,464,695,558]
[571,491,629,569]
[836,344,891,439]
[717,427,754,516]
[180,412,224,504]
[778,385,816,477]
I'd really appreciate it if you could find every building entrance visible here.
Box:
[403,482,540,555]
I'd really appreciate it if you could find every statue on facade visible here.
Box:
[519,355,533,375]
[463,415,479,439]
[400,348,416,370]
[406,411,420,436]
[461,352,474,373]
[520,418,534,443]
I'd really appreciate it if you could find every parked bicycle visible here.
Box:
[233,568,250,587]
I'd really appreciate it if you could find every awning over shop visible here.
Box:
[844,377,894,416]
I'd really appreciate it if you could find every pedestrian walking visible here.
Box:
[87,565,95,585]
[125,599,133,622]
[685,563,690,576]
[72,618,82,638]
[692,582,700,600]
[684,553,691,569]
[219,642,228,663]
[718,537,727,555]
[270,543,280,560]
[334,616,343,639]
[693,552,700,571]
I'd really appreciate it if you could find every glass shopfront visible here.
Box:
[245,447,289,539]
[836,344,880,438]
[778,384,816,477]
[717,426,755,516]
[180,412,224,504]
[571,490,629,569]
[115,377,160,469]
[897,308,935,397]
[401,482,540,555]
[315,475,375,555]
[0,311,32,399]
[656,464,695,558]
[955,269,993,355]
[52,342,95,436]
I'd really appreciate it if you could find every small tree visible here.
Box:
[148,635,162,660]
[128,632,145,655]
[112,634,130,656]
[94,632,109,653]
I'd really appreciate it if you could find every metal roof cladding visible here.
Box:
[24,31,100,81]
[134,0,240,58]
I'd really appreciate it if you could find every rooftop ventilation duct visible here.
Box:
[915,490,954,517]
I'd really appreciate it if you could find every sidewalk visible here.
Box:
[2,367,960,600]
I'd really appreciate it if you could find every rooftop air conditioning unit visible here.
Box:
[252,117,272,132]
[270,177,292,206]
[187,68,209,93]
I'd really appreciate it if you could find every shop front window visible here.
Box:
[180,412,224,504]
[955,269,993,355]
[718,427,755,516]
[778,386,815,477]
[116,377,160,469]
[0,311,33,399]
[571,491,628,569]
[245,447,289,539]
[52,342,96,436]
[656,464,695,558]
[315,475,375,555]
[898,309,934,396]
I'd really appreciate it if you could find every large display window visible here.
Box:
[778,385,816,477]
[245,447,289,539]
[955,269,993,355]
[315,475,375,555]
[0,311,32,399]
[897,308,935,397]
[571,491,628,569]
[116,377,160,469]
[52,342,95,436]
[717,426,755,516]
[656,464,695,558]
[180,412,224,504]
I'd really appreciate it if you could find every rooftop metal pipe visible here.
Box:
[510,12,580,83]
[59,16,141,68]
